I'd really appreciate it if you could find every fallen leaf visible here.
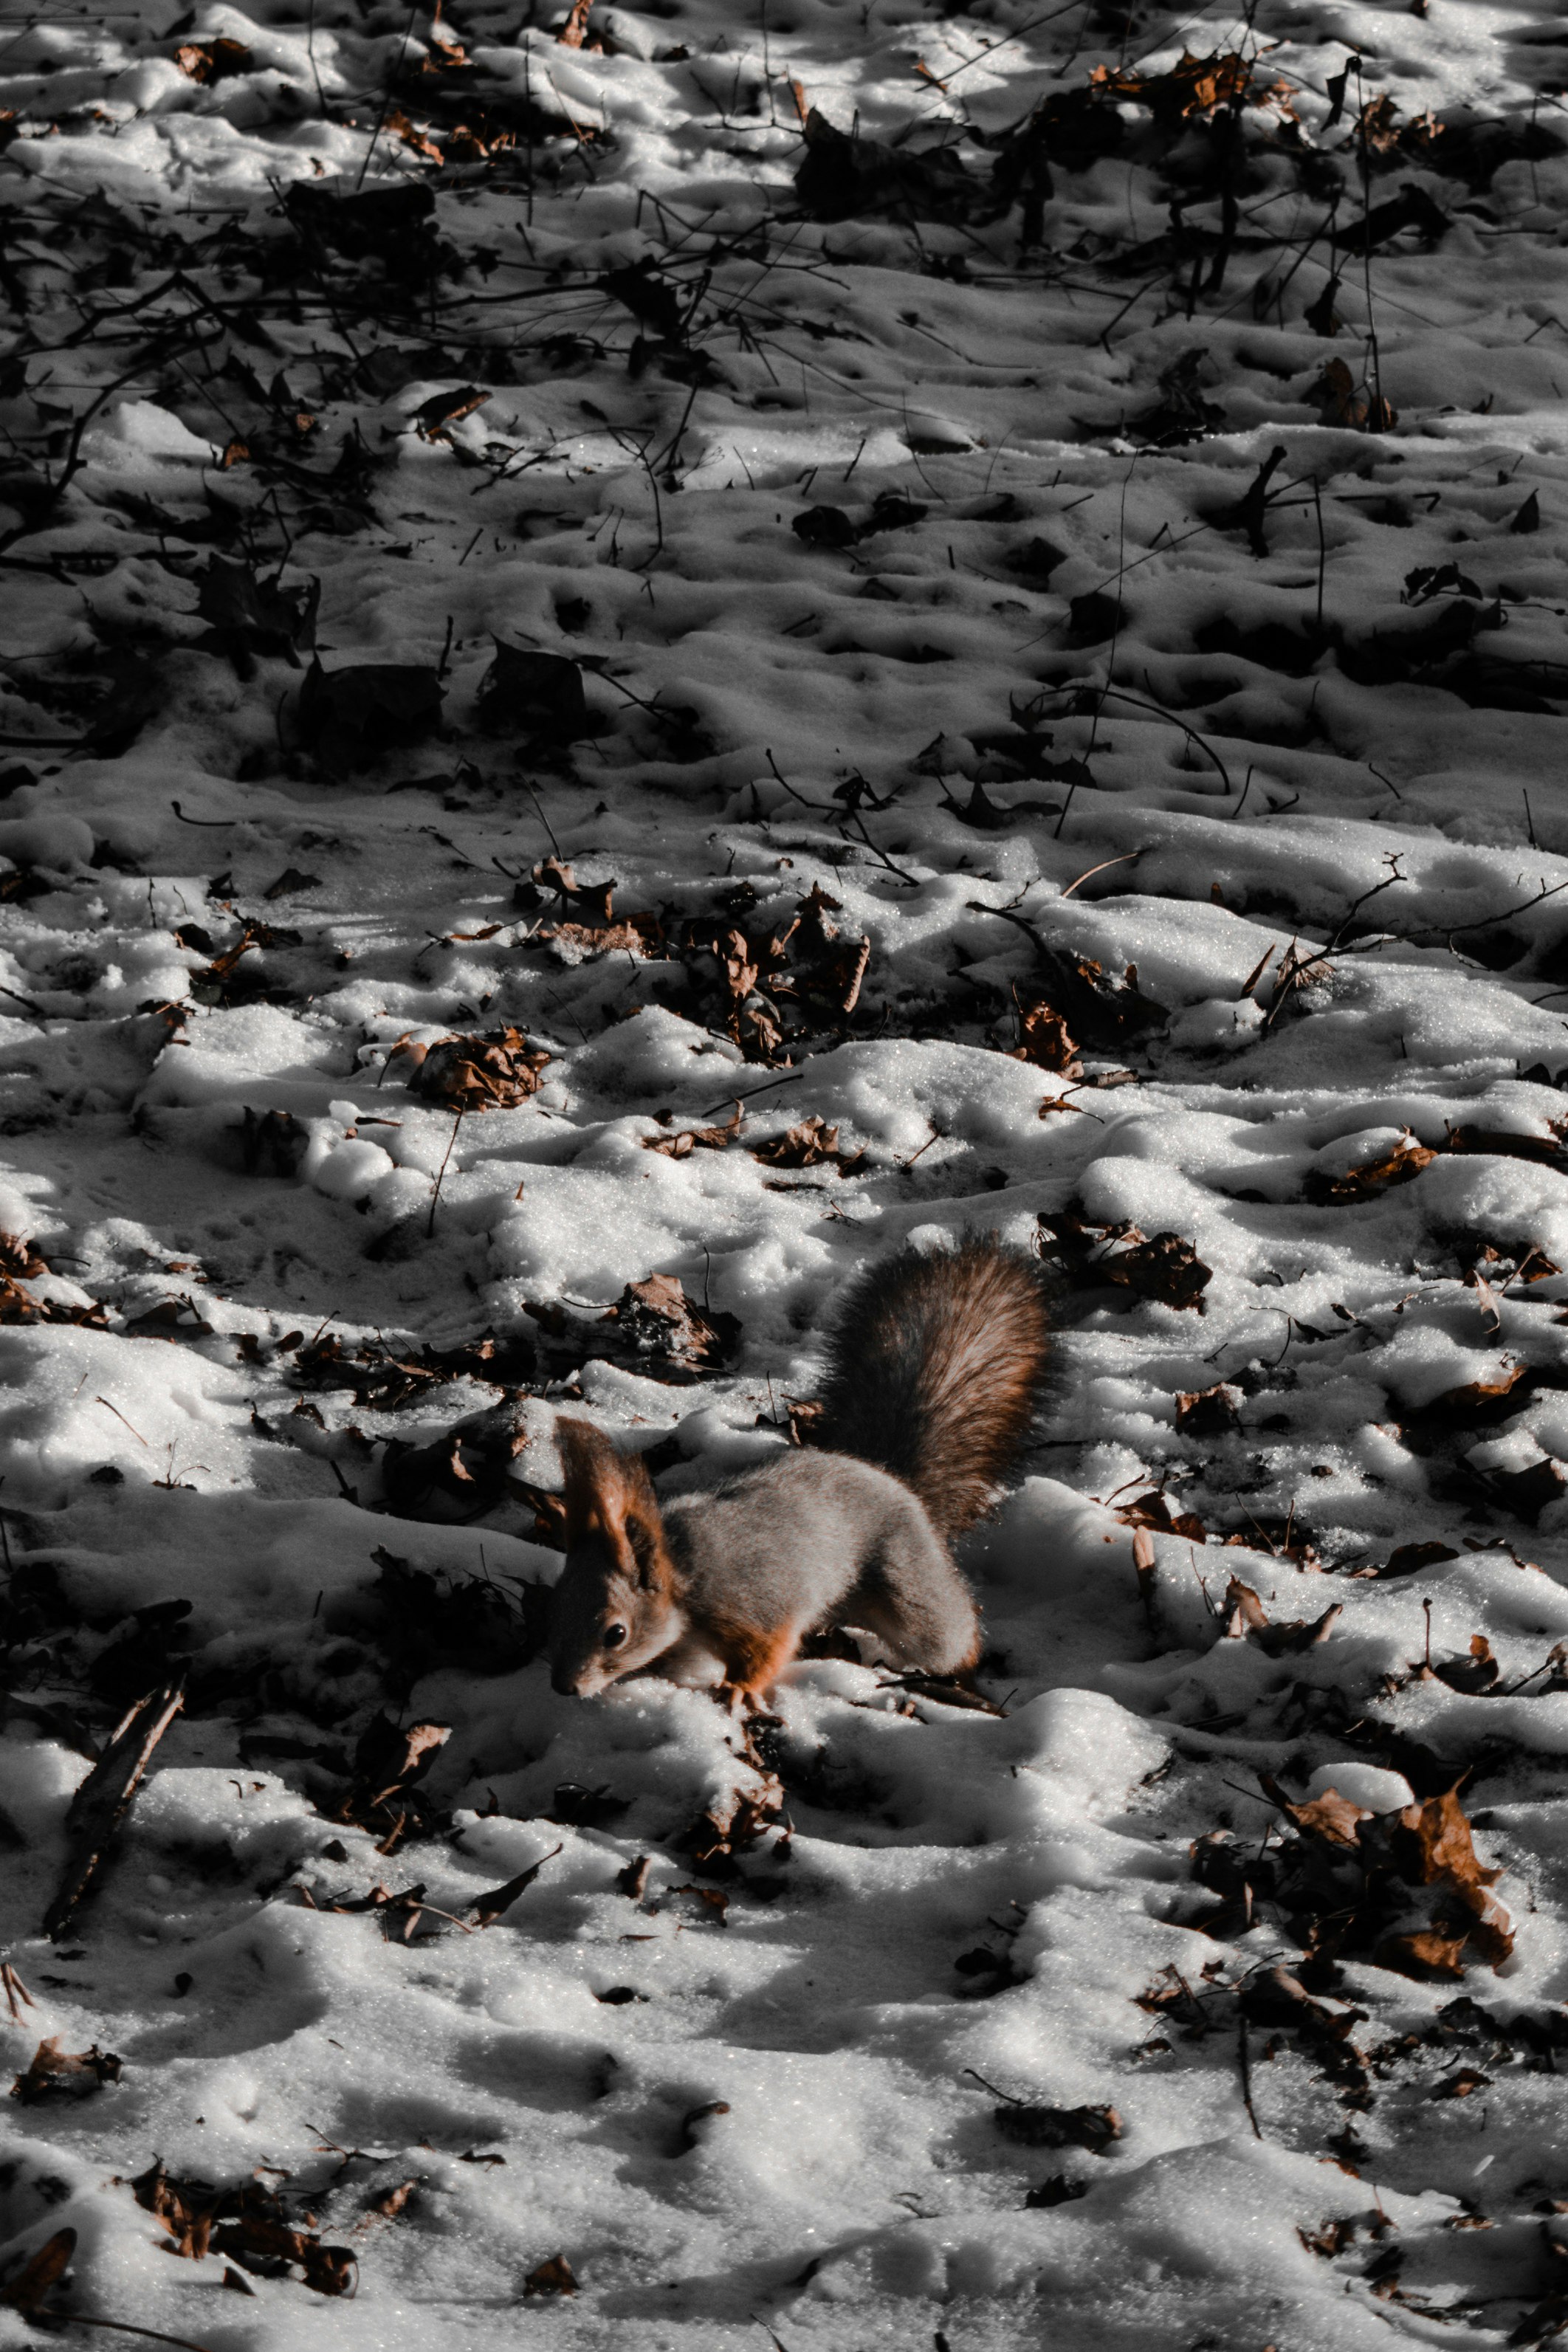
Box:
[1010,998,1081,1074]
[0,2226,74,2314]
[641,1105,742,1158]
[1431,2066,1490,2098]
[525,2253,579,2294]
[1432,1634,1499,1694]
[1305,1131,1436,1205]
[1378,1541,1459,1579]
[1025,2176,1089,2209]
[467,1843,563,1928]
[1276,1787,1372,1850]
[480,644,588,737]
[365,2179,419,2219]
[1374,1927,1471,1981]
[175,36,252,80]
[1488,1455,1567,1523]
[751,1115,865,1175]
[1177,1382,1239,1435]
[10,2038,121,2103]
[412,385,492,439]
[1222,1576,1269,1637]
[398,1028,551,1113]
[298,659,444,773]
[133,2158,357,2296]
[1038,1214,1211,1311]
[993,2101,1121,2153]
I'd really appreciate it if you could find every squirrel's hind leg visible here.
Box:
[842,1527,980,1679]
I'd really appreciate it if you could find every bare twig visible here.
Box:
[44,1680,186,1937]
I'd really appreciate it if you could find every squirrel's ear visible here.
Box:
[557,1417,668,1585]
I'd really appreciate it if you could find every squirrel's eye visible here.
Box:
[603,1621,627,1650]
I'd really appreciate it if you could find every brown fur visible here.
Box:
[557,1420,678,1600]
[810,1236,1049,1542]
[695,1607,802,1698]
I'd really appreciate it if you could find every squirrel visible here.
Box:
[547,1236,1050,1705]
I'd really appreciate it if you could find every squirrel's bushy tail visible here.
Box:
[811,1237,1049,1542]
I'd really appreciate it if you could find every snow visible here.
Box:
[1,0,1568,2342]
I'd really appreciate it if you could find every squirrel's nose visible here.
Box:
[549,1665,580,1696]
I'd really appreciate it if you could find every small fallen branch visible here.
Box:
[44,1679,185,1939]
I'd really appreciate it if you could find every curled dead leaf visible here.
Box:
[1009,998,1081,1075]
[751,1115,866,1175]
[10,2038,121,2103]
[1176,1382,1239,1435]
[398,1028,551,1113]
[1304,1130,1436,1205]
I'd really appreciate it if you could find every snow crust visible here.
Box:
[1,0,1568,2342]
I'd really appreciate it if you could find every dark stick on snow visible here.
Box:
[44,1679,185,1939]
[1238,2013,1262,2138]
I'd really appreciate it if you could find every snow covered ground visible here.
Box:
[2,0,1568,2342]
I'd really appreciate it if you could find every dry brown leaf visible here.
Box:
[641,1106,742,1159]
[385,106,443,162]
[133,2159,358,2297]
[613,1274,741,1374]
[1176,1382,1239,1435]
[0,2226,74,2314]
[1373,1927,1470,1981]
[1132,1526,1158,1621]
[0,1232,47,1279]
[751,1115,866,1175]
[365,2179,419,2220]
[399,1028,551,1113]
[1305,1129,1435,1204]
[10,2037,121,2103]
[533,856,615,926]
[1430,2066,1490,2099]
[1432,1634,1499,1693]
[1488,1454,1567,1523]
[1413,1361,1533,1425]
[1037,1213,1212,1312]
[467,1842,563,1929]
[1313,354,1398,433]
[1283,1789,1372,1850]
[1009,998,1081,1075]
[1352,92,1403,151]
[1221,1576,1268,1637]
[536,919,651,958]
[175,36,252,80]
[1113,1487,1210,1544]
[1378,1541,1459,1579]
[413,385,492,439]
[526,2254,579,2294]
[341,1717,451,1817]
[1395,1786,1501,1891]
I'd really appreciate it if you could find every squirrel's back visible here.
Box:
[811,1236,1049,1543]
